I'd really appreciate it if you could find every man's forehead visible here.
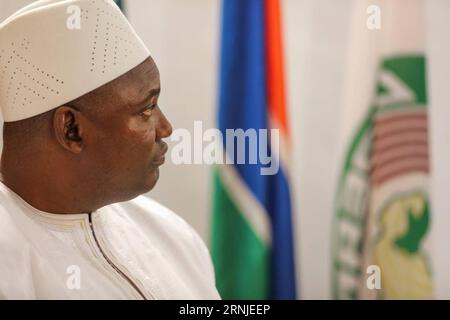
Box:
[124,58,160,92]
[70,58,160,115]
[108,58,160,108]
[133,58,159,82]
[136,59,160,94]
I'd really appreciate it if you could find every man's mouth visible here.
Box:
[152,156,165,166]
[152,142,168,166]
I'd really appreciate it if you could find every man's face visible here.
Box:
[81,57,172,202]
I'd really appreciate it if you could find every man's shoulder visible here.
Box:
[104,196,214,272]
[104,196,219,298]
[123,195,182,220]
[0,202,20,245]
[0,185,31,263]
[0,186,24,239]
[120,195,192,227]
[106,195,200,243]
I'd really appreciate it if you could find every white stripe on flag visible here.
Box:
[219,162,272,245]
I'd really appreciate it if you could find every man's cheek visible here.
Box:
[139,126,157,145]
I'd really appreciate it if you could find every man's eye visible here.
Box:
[141,105,156,117]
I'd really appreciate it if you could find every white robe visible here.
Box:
[0,182,221,300]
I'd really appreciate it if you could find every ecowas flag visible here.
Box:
[332,0,432,299]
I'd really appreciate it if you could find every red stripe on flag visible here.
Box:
[374,126,428,140]
[265,0,289,138]
[373,133,428,154]
[372,161,429,186]
[375,112,427,127]
[370,110,430,185]
[371,147,429,168]
[374,120,428,138]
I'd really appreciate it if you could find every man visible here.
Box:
[0,0,220,299]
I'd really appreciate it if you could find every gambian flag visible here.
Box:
[332,0,432,299]
[211,0,297,299]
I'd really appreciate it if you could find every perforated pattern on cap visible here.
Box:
[0,38,64,110]
[0,0,150,122]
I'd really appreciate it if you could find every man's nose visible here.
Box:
[156,107,173,139]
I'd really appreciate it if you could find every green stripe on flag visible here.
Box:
[211,168,269,299]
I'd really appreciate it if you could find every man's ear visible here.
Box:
[53,106,84,154]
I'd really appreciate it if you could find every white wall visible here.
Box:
[284,0,352,299]
[426,0,450,299]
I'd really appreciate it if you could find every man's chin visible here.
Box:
[100,169,161,206]
[125,168,160,200]
[142,167,160,192]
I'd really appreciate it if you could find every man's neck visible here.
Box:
[1,152,95,214]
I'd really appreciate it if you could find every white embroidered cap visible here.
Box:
[0,0,150,122]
